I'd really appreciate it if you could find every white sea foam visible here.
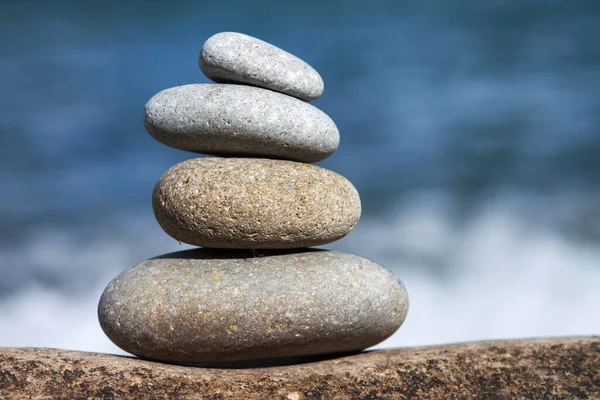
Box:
[1,194,599,355]
[350,194,600,348]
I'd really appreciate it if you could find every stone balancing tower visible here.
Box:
[98,32,409,364]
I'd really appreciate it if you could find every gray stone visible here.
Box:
[98,248,408,364]
[152,157,361,249]
[199,32,324,102]
[143,84,338,163]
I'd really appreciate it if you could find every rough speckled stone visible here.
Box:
[199,32,324,102]
[98,248,408,363]
[152,157,361,249]
[2,338,599,398]
[143,84,338,163]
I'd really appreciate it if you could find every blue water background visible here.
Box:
[1,1,599,350]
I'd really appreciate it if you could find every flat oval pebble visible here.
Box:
[98,249,409,363]
[199,32,324,102]
[144,84,339,163]
[152,157,361,249]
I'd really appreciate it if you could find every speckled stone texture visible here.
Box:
[2,338,598,399]
[152,158,361,249]
[98,248,407,363]
[143,84,338,163]
[199,32,324,102]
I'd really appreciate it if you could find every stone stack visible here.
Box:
[98,32,409,364]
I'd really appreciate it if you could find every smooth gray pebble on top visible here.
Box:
[199,32,324,102]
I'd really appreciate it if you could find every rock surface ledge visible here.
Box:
[1,337,598,399]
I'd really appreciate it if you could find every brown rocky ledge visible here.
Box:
[1,337,598,399]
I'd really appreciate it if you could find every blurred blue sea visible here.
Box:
[1,0,599,352]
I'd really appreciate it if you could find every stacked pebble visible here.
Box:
[98,32,409,364]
